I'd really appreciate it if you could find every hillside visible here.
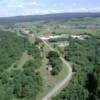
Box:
[0,12,100,24]
[0,31,43,100]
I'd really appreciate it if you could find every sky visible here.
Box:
[0,0,100,17]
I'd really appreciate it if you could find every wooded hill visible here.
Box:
[0,12,100,24]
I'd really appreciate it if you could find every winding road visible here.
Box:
[40,38,73,100]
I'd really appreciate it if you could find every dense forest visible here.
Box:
[53,35,100,100]
[0,31,43,100]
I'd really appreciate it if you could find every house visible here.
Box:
[47,64,53,72]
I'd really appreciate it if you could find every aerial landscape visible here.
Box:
[0,0,100,100]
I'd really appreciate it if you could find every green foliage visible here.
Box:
[0,31,43,100]
[53,35,100,100]
[47,51,62,75]
[0,31,28,72]
[0,82,13,100]
[27,43,42,68]
[13,70,42,99]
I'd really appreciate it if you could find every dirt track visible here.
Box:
[41,38,73,100]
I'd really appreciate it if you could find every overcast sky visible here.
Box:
[0,0,100,17]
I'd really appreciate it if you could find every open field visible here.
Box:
[1,17,100,36]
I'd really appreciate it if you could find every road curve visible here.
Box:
[42,57,72,100]
[40,38,73,100]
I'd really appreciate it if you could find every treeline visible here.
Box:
[53,35,100,100]
[0,31,43,100]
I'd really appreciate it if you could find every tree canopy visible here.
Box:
[53,35,100,100]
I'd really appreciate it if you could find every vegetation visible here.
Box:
[36,42,69,100]
[47,51,62,75]
[0,30,28,72]
[0,16,100,100]
[52,35,100,100]
[0,30,43,100]
[1,17,100,36]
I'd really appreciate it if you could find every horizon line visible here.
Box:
[0,12,100,18]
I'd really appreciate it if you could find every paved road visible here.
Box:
[40,38,73,100]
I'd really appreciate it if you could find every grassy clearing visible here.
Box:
[36,41,69,100]
[28,35,35,43]
[37,58,69,100]
[50,41,69,48]
[7,51,32,72]
[16,51,33,69]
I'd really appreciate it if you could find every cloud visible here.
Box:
[17,4,23,8]
[0,0,100,17]
[92,7,100,11]
[50,10,64,13]
[18,1,39,7]
[67,7,89,12]
[0,0,65,17]
[29,1,39,6]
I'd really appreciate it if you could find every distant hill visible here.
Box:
[0,12,100,24]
